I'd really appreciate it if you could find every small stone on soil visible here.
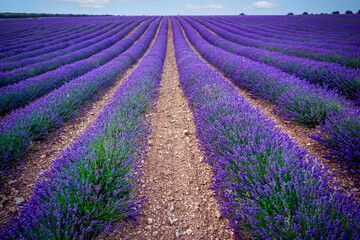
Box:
[15,197,25,205]
[185,228,193,235]
[169,217,178,225]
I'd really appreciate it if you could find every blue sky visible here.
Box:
[0,0,359,15]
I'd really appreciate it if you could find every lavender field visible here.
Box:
[0,15,359,239]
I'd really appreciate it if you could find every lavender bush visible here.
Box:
[314,108,360,177]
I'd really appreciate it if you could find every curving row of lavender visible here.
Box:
[0,17,160,181]
[193,17,360,68]
[184,17,360,103]
[0,19,147,87]
[0,17,168,240]
[172,17,360,239]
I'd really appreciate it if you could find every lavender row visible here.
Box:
[208,15,353,45]
[0,21,132,72]
[0,22,119,67]
[222,17,355,45]
[0,24,117,71]
[0,19,152,116]
[194,17,360,69]
[0,23,47,40]
[0,23,82,48]
[203,16,360,52]
[0,23,101,57]
[196,17,360,67]
[217,16,359,46]
[172,17,360,239]
[0,17,167,239]
[0,19,144,87]
[178,18,360,168]
[0,18,91,39]
[0,24,93,56]
[0,17,161,182]
[0,17,125,44]
[0,18,88,42]
[0,17,126,47]
[222,16,360,55]
[233,15,360,41]
[185,17,360,103]
[246,15,360,38]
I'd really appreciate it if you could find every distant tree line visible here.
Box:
[239,10,360,16]
[299,10,360,15]
[0,12,114,18]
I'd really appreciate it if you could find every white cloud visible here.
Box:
[185,2,223,9]
[51,0,110,8]
[252,1,274,9]
[117,0,179,2]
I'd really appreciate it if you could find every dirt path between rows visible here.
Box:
[0,20,159,227]
[114,20,233,240]
[179,20,360,200]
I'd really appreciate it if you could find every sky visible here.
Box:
[0,0,359,15]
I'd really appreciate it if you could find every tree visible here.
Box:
[332,11,340,14]
[287,12,294,15]
[357,10,360,14]
[302,12,309,15]
[345,10,353,14]
[239,13,245,15]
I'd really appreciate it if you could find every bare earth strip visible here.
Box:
[0,20,161,227]
[115,20,233,240]
[179,21,360,200]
